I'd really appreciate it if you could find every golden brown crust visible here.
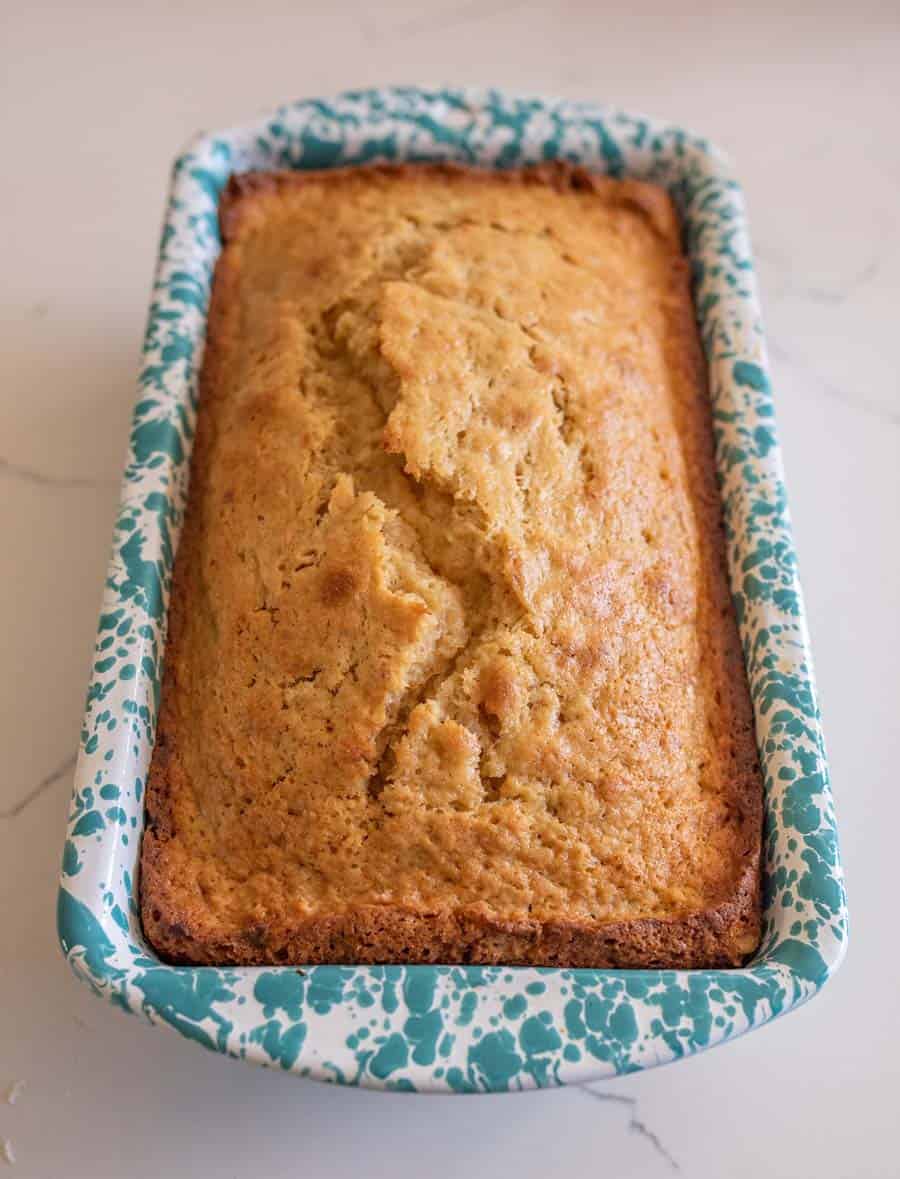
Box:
[141,162,762,968]
[218,163,683,249]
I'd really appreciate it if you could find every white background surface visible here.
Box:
[2,2,898,1175]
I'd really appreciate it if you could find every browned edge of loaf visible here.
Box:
[140,161,763,969]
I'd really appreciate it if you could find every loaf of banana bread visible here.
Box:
[141,163,762,967]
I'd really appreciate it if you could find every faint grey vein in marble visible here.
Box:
[1,752,76,820]
[0,454,118,490]
[755,244,885,307]
[578,1087,680,1172]
[800,256,882,306]
[768,339,900,427]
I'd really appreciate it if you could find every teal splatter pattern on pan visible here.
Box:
[57,87,848,1091]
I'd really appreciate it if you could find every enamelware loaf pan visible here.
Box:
[58,87,847,1092]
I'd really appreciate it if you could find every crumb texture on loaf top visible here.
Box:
[143,165,760,949]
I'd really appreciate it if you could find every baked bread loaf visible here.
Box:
[141,163,763,967]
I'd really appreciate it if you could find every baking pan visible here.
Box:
[58,87,847,1091]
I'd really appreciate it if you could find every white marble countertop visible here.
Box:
[2,1,898,1175]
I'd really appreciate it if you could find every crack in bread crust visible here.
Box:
[141,163,763,968]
